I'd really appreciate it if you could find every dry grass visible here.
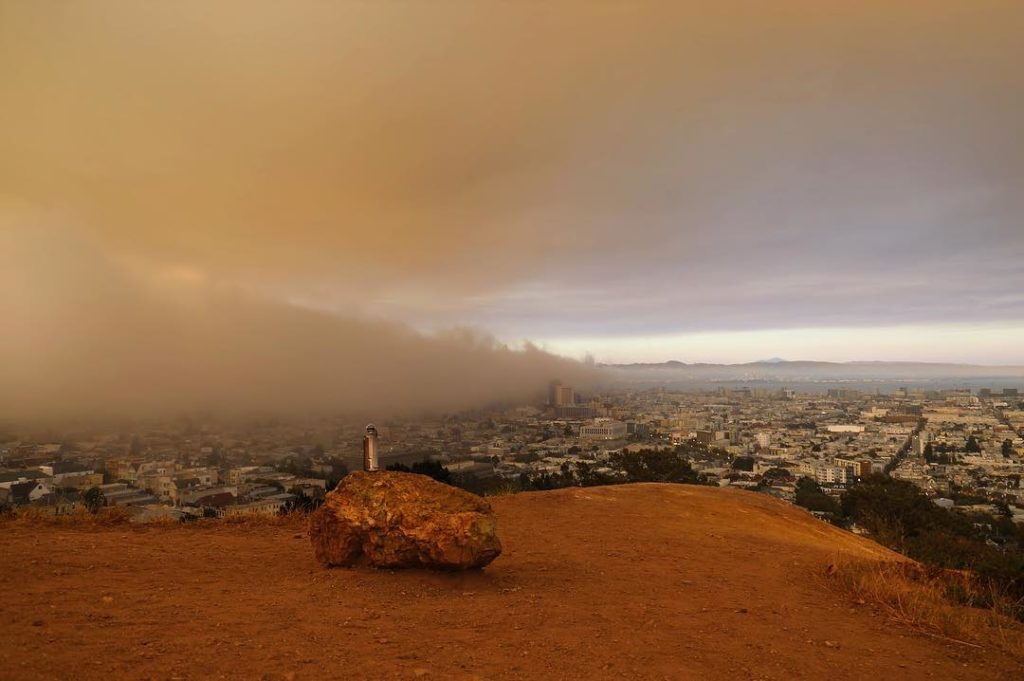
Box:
[1,505,132,527]
[0,505,308,529]
[482,482,527,497]
[218,511,306,528]
[825,557,1024,659]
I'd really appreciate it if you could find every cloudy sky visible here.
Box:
[2,0,1023,400]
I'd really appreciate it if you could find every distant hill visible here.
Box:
[602,360,1024,390]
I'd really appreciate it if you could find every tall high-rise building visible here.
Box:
[548,380,575,406]
[548,380,562,406]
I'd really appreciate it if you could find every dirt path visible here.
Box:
[0,484,1019,680]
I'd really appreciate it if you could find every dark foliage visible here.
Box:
[82,486,104,514]
[386,459,453,485]
[839,474,1024,617]
[793,477,841,515]
[281,487,322,514]
[923,443,956,464]
[449,444,714,495]
[606,448,708,485]
[730,456,753,472]
[760,467,794,483]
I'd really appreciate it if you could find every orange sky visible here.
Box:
[1,1,1022,411]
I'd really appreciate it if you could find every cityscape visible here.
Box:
[4,379,1022,525]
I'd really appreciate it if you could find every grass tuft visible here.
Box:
[825,557,1024,659]
[218,511,307,528]
[2,505,132,527]
[1,506,309,529]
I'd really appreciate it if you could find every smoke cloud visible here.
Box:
[0,226,597,420]
[1,1,1022,380]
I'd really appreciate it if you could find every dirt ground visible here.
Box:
[1,484,1020,680]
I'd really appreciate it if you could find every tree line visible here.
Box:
[795,474,1024,619]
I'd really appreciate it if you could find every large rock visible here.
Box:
[308,471,502,570]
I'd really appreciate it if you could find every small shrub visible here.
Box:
[825,558,1024,659]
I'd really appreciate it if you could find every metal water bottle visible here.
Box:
[363,424,380,472]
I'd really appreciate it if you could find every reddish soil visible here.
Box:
[1,484,1020,680]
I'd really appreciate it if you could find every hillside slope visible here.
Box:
[1,484,1019,680]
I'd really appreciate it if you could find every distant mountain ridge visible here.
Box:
[606,359,1024,370]
[601,359,1024,387]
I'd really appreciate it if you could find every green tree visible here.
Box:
[731,456,755,472]
[794,477,840,515]
[840,475,940,548]
[573,461,612,487]
[839,475,1024,615]
[386,459,453,485]
[608,449,706,485]
[82,486,104,514]
[761,467,793,484]
[283,486,319,513]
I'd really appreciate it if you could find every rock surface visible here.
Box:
[308,470,502,569]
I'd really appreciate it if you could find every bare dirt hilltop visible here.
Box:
[1,484,1019,680]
